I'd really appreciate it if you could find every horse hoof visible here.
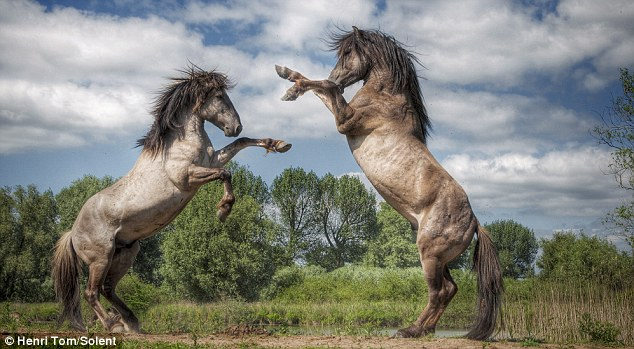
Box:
[274,141,292,153]
[275,65,291,79]
[281,90,299,101]
[110,323,126,333]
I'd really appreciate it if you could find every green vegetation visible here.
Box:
[593,67,634,249]
[2,69,634,346]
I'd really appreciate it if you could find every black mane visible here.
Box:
[328,28,431,143]
[137,65,233,156]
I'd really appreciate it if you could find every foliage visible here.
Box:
[0,185,57,302]
[270,167,321,264]
[364,202,419,268]
[485,219,538,279]
[307,174,377,270]
[115,273,168,314]
[537,231,633,289]
[160,165,279,302]
[592,68,634,250]
[578,313,622,345]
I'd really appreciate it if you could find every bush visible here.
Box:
[579,313,622,344]
[115,273,166,314]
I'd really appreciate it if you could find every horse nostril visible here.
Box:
[235,124,243,135]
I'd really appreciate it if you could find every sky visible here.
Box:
[1,0,633,243]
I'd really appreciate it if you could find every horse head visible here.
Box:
[327,26,372,89]
[197,88,242,137]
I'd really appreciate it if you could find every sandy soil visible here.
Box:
[2,332,624,349]
[119,333,625,348]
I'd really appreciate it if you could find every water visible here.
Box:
[262,325,468,337]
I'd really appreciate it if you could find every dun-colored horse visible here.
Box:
[276,27,502,340]
[52,65,291,333]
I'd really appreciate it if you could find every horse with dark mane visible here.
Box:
[52,65,291,333]
[276,27,502,340]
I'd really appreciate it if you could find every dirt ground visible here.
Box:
[3,331,626,349]
[119,333,626,348]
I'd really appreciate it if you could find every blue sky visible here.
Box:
[1,0,633,242]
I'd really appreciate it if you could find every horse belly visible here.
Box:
[117,187,194,241]
[348,135,433,223]
[92,170,194,242]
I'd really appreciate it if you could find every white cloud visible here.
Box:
[379,0,634,89]
[442,147,627,218]
[426,87,595,155]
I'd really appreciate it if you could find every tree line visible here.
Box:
[1,161,632,303]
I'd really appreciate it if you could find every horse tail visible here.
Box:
[465,224,503,340]
[52,231,85,331]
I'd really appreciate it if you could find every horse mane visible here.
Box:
[137,64,234,156]
[327,27,432,143]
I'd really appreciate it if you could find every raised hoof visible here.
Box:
[275,65,292,80]
[273,141,292,153]
[216,202,233,222]
[281,88,301,101]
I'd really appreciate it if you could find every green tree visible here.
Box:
[485,219,538,279]
[160,165,278,301]
[592,68,634,250]
[306,174,377,270]
[270,167,320,264]
[537,231,633,289]
[0,185,57,301]
[364,202,419,268]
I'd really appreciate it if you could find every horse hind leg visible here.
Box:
[84,258,122,332]
[423,267,458,331]
[396,258,444,338]
[101,241,141,333]
[397,260,458,338]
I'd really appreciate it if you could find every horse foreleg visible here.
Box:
[101,241,141,333]
[188,166,235,221]
[213,137,292,166]
[276,65,356,134]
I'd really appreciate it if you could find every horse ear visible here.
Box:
[352,26,360,37]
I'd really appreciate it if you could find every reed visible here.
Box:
[499,279,633,345]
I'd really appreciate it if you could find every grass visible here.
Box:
[1,266,632,346]
[500,279,632,345]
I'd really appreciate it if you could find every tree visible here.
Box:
[592,68,634,250]
[160,165,278,301]
[270,167,321,264]
[537,231,633,289]
[364,202,419,268]
[306,174,377,270]
[0,185,57,301]
[485,219,538,279]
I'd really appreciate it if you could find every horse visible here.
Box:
[52,65,291,333]
[276,27,502,340]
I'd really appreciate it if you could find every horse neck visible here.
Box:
[365,67,397,94]
[183,111,207,138]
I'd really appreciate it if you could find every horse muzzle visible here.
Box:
[224,124,243,137]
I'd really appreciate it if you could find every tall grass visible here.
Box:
[500,279,633,345]
[2,266,632,345]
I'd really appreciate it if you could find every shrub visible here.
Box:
[578,313,622,345]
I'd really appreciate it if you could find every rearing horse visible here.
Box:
[277,27,502,340]
[52,65,291,333]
